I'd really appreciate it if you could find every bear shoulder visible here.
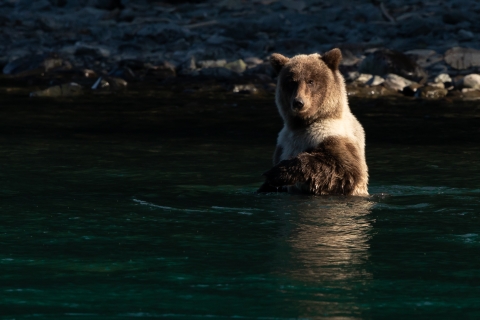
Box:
[259,48,369,196]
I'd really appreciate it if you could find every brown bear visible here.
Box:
[258,48,369,196]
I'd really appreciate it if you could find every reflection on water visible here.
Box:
[258,196,376,319]
[285,198,374,283]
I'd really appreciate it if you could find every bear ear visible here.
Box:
[321,48,342,70]
[270,53,290,75]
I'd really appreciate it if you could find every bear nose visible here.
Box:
[293,98,304,110]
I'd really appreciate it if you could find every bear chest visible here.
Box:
[277,120,353,160]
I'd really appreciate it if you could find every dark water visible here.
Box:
[1,91,480,319]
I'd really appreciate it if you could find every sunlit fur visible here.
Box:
[263,49,368,196]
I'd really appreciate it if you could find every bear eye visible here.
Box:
[307,79,314,86]
[284,76,295,87]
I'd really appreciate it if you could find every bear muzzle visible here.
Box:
[292,97,305,110]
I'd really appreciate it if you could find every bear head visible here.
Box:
[270,48,346,129]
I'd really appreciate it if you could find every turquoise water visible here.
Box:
[1,92,480,319]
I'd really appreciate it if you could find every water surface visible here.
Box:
[1,91,479,319]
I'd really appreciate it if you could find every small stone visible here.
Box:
[445,47,480,70]
[346,85,398,98]
[340,50,360,67]
[366,75,385,86]
[84,69,97,78]
[170,38,190,52]
[217,0,243,10]
[109,66,136,81]
[106,76,127,89]
[462,74,480,89]
[37,16,62,31]
[91,77,110,90]
[224,59,247,73]
[417,86,448,99]
[346,71,360,82]
[74,43,110,58]
[384,74,414,92]
[427,82,445,89]
[461,89,480,101]
[244,57,263,67]
[434,73,452,83]
[147,62,176,79]
[179,56,197,76]
[355,73,373,84]
[198,60,227,68]
[404,49,437,59]
[351,73,384,86]
[3,53,63,75]
[281,0,306,12]
[30,82,83,97]
[402,83,423,96]
[206,35,233,45]
[137,24,190,44]
[458,29,474,41]
[232,84,258,94]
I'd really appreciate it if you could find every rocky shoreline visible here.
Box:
[1,0,480,100]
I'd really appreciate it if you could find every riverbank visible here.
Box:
[1,0,480,100]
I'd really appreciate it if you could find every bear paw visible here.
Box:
[263,158,303,187]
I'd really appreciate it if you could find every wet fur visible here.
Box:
[258,49,369,196]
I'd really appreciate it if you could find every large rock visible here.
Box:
[359,48,427,83]
[445,47,480,70]
[462,74,480,90]
[383,74,414,92]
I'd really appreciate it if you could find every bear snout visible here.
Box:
[292,97,305,110]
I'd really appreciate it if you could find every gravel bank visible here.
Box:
[1,0,480,99]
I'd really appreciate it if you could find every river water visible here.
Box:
[1,90,479,319]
